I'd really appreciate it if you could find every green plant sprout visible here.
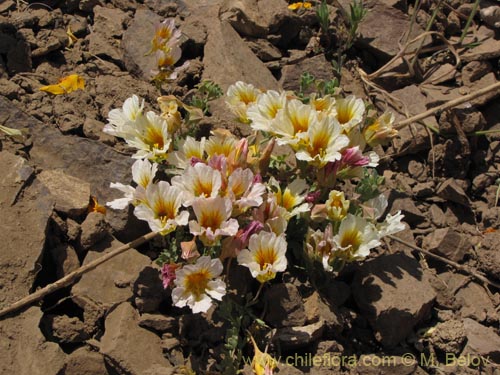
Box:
[189,80,223,114]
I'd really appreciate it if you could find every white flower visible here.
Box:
[171,256,226,314]
[268,177,310,219]
[171,163,222,206]
[333,214,381,261]
[134,181,189,235]
[205,133,238,158]
[295,116,350,167]
[227,168,265,211]
[378,211,406,237]
[226,81,261,123]
[252,195,289,235]
[335,95,365,131]
[126,111,172,160]
[363,111,398,147]
[107,159,158,209]
[189,197,239,246]
[167,136,206,171]
[325,190,350,222]
[271,99,318,147]
[104,95,144,138]
[237,231,288,283]
[247,90,287,132]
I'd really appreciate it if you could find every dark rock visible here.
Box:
[138,314,178,334]
[476,231,500,280]
[80,211,109,250]
[63,347,108,375]
[0,78,22,99]
[100,302,174,375]
[438,107,486,134]
[436,179,471,206]
[352,253,436,348]
[46,315,90,343]
[387,191,426,225]
[246,38,282,62]
[50,243,80,278]
[133,266,166,314]
[31,29,66,58]
[407,160,428,182]
[121,8,161,80]
[304,291,343,335]
[180,16,208,59]
[422,228,470,262]
[264,283,306,328]
[67,218,82,242]
[462,318,500,363]
[430,320,466,355]
[0,307,66,375]
[0,19,32,74]
[412,182,434,198]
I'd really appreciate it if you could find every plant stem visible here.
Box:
[459,0,480,44]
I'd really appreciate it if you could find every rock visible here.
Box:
[72,237,151,313]
[80,211,109,250]
[430,138,470,179]
[438,107,486,134]
[304,291,343,335]
[133,266,166,313]
[0,1,15,13]
[389,85,437,155]
[352,253,436,348]
[472,173,495,194]
[0,78,22,99]
[280,54,336,93]
[440,272,496,323]
[202,18,279,91]
[0,307,66,375]
[45,315,90,343]
[477,232,500,280]
[138,313,178,334]
[121,8,161,80]
[264,283,306,328]
[63,346,108,375]
[50,243,80,278]
[246,38,282,62]
[436,179,471,206]
[220,0,299,41]
[430,320,466,355]
[412,181,434,198]
[422,228,471,262]
[272,320,325,350]
[0,152,54,310]
[408,160,428,182]
[180,16,208,59]
[37,169,91,218]
[387,191,426,225]
[0,96,144,240]
[480,1,500,29]
[355,354,417,375]
[462,318,500,363]
[356,1,428,60]
[0,19,32,74]
[67,218,82,241]
[100,302,174,374]
[461,61,492,86]
[31,29,66,58]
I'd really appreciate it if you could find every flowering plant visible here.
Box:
[104,19,404,319]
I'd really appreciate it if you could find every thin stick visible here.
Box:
[395,80,500,130]
[0,231,159,319]
[388,235,500,289]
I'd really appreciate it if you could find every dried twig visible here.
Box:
[388,235,500,289]
[0,231,159,319]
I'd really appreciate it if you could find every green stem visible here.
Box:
[459,0,480,44]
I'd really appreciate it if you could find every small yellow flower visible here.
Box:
[39,74,85,95]
[88,196,106,214]
[249,334,277,375]
[288,2,312,10]
[325,190,349,222]
[363,112,398,147]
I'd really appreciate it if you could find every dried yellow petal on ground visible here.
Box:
[39,74,85,95]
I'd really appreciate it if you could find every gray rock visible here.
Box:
[0,96,142,240]
[352,253,436,348]
[138,313,178,334]
[0,307,66,375]
[121,8,161,80]
[280,54,336,93]
[246,38,282,62]
[264,283,306,328]
[462,318,500,363]
[100,303,174,375]
[0,152,53,310]
[422,228,470,263]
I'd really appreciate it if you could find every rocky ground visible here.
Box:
[0,0,500,374]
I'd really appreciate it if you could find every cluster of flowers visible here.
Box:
[103,77,404,314]
[148,19,188,82]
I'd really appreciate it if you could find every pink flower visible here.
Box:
[161,263,180,289]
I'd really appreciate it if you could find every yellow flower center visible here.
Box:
[154,200,176,224]
[146,126,165,150]
[238,91,257,105]
[337,106,355,125]
[340,229,362,250]
[184,269,210,300]
[200,210,223,229]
